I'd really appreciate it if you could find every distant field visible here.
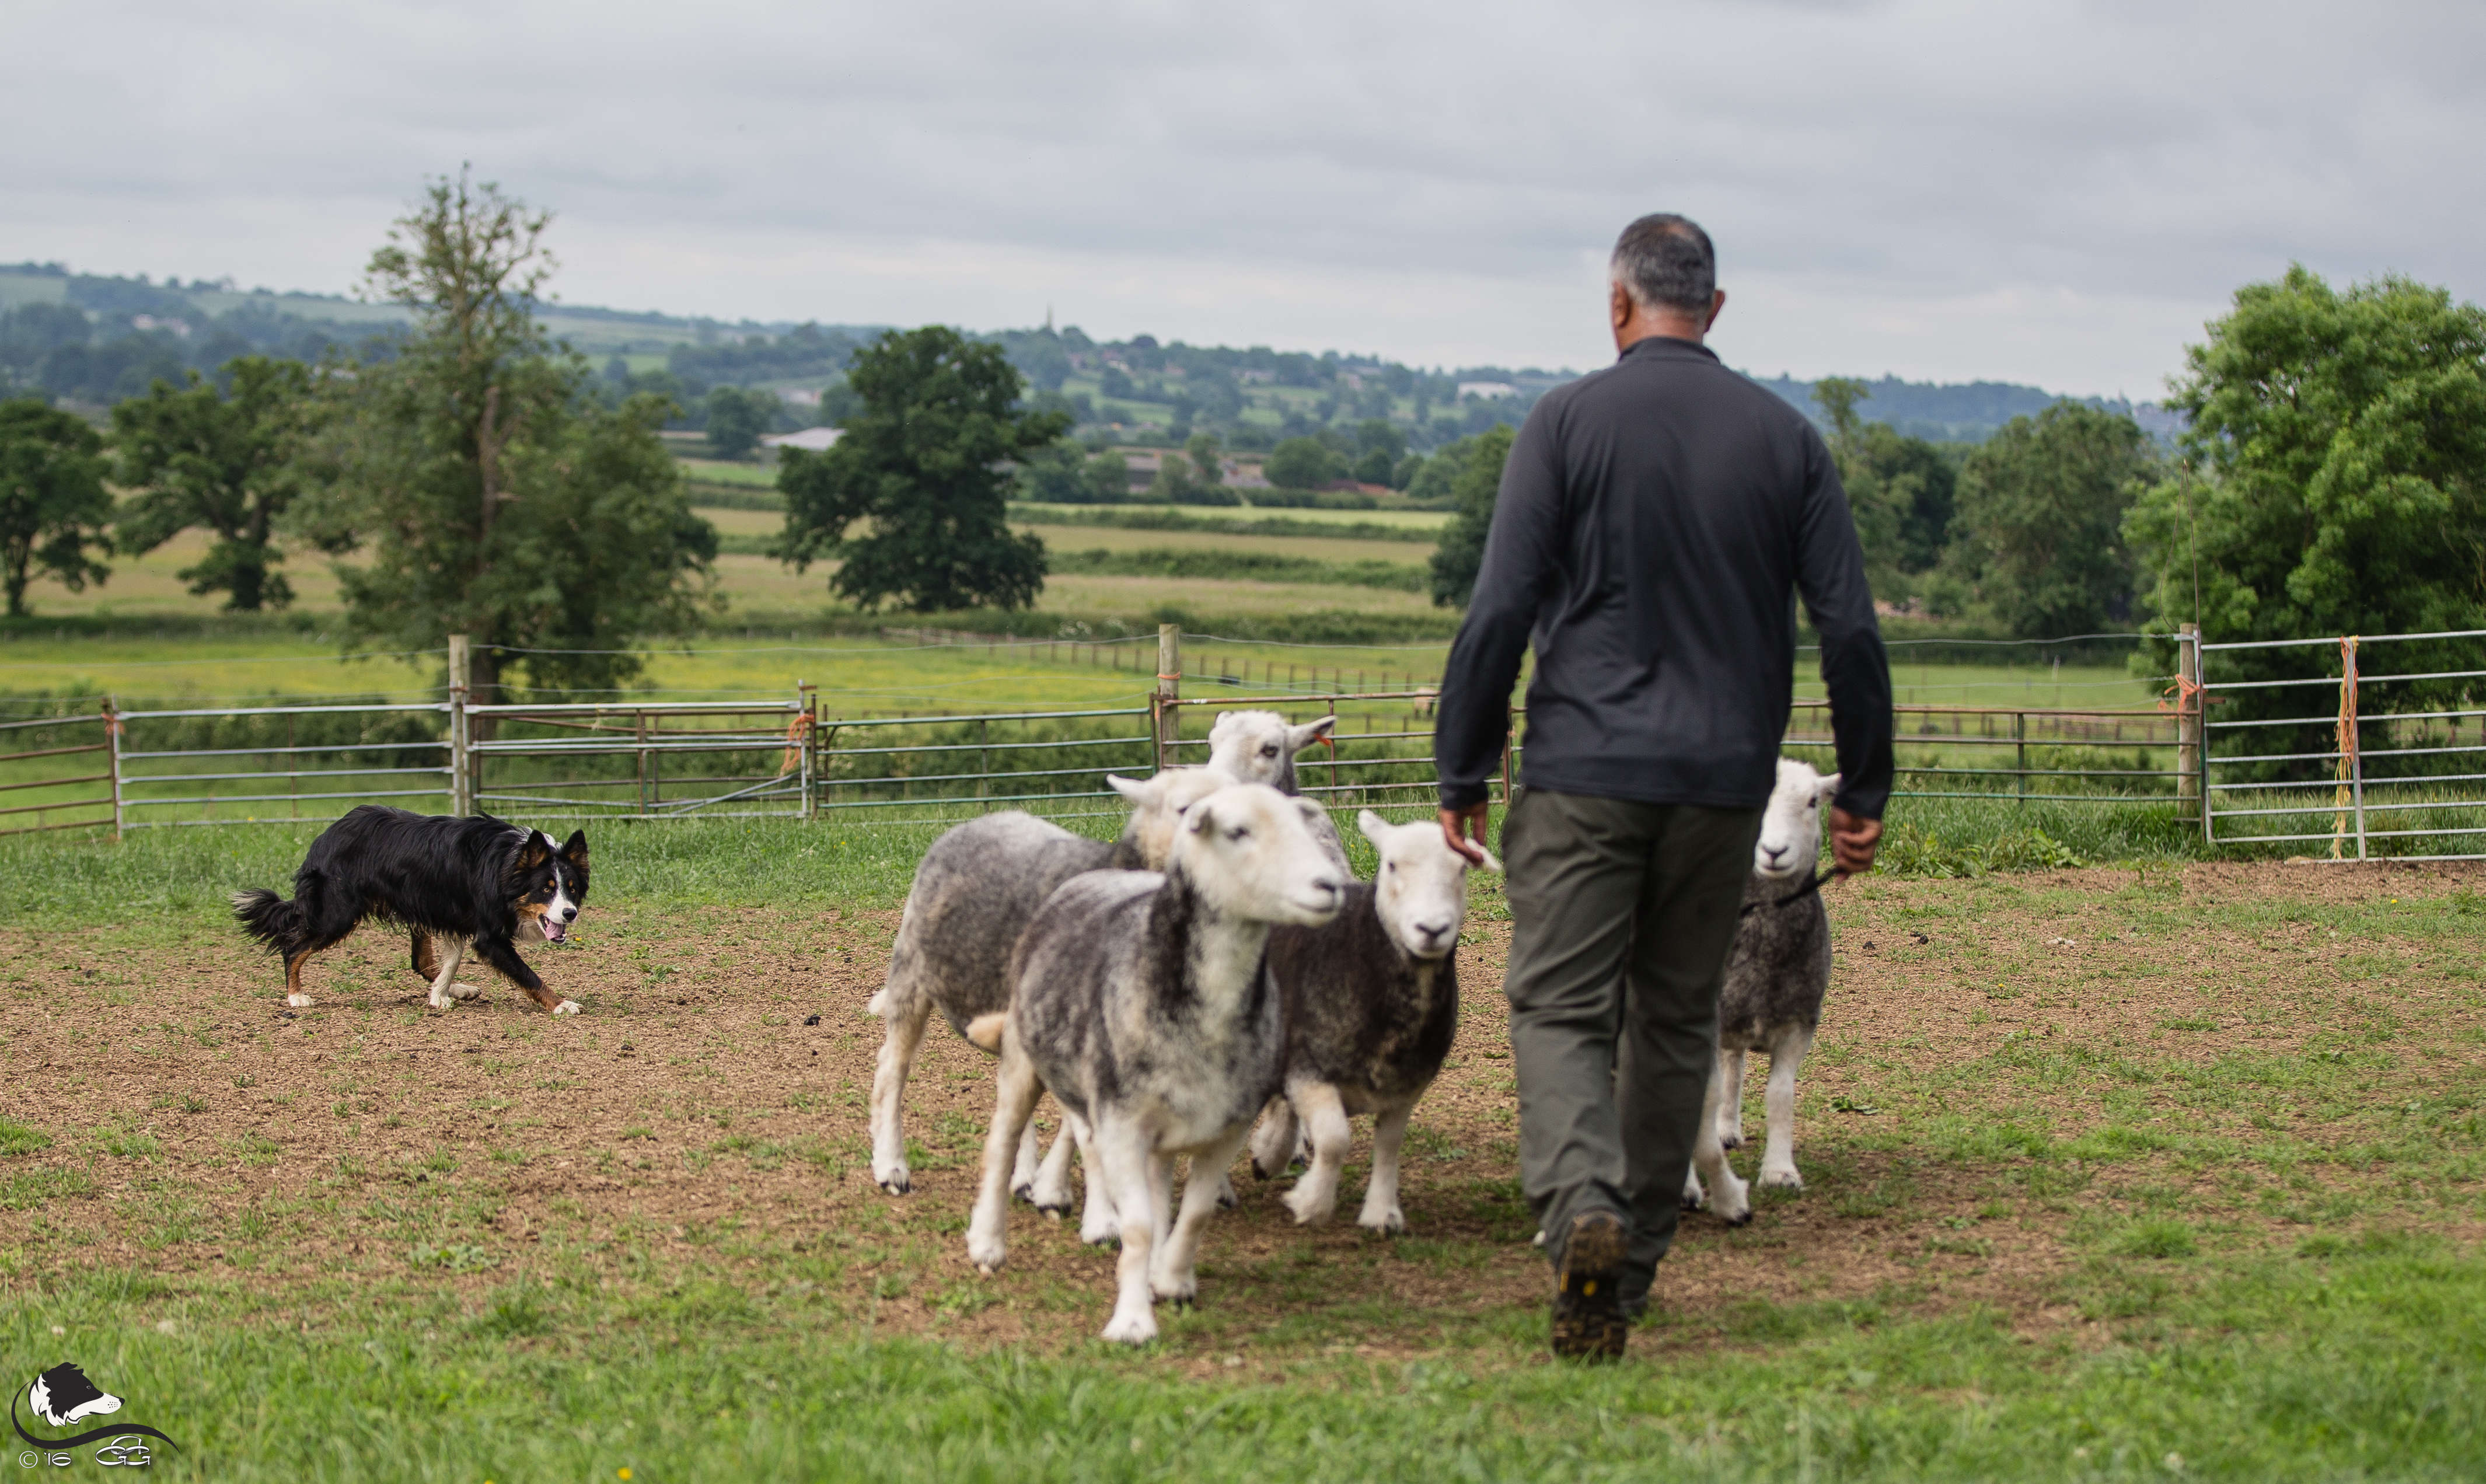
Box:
[1011,501,1451,532]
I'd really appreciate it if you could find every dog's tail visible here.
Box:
[231,888,304,955]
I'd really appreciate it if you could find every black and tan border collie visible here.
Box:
[233,805,591,1016]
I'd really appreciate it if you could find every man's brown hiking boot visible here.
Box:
[1550,1209,1629,1360]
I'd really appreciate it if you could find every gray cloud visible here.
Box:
[5,0,2478,393]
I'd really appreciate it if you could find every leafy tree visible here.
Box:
[298,172,717,701]
[1098,365,1134,400]
[1084,449,1132,503]
[1940,403,2155,637]
[1264,436,1341,491]
[1404,437,1477,507]
[778,326,1065,612]
[704,385,770,459]
[2125,267,2486,752]
[1185,431,1223,487]
[1148,449,1198,502]
[1012,441,1092,504]
[820,380,860,427]
[1351,418,1406,485]
[0,399,112,616]
[1814,379,1957,600]
[110,356,312,611]
[1428,424,1514,607]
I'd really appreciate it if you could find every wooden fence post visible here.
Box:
[1155,624,1182,771]
[2176,622,2201,822]
[448,634,473,816]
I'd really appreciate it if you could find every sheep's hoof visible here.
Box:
[1719,1130,1745,1150]
[1723,1210,1754,1228]
[1031,1190,1074,1217]
[1680,1188,1705,1213]
[876,1168,913,1195]
[1083,1228,1122,1249]
[1757,1168,1804,1193]
[286,993,315,1008]
[1357,1209,1405,1235]
[1101,1311,1157,1345]
[1215,1179,1238,1211]
[1011,1181,1036,1204]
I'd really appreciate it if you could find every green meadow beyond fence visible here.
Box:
[8,623,2477,861]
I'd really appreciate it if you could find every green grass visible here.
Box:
[1010,502,1450,541]
[7,1238,2481,1480]
[1050,546,1428,592]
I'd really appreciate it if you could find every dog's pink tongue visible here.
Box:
[544,919,567,942]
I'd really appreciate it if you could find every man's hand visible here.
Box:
[1440,802,1491,867]
[1829,808,1882,879]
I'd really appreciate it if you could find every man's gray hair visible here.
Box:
[1610,214,1716,314]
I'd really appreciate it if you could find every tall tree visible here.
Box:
[1427,423,1515,607]
[1185,430,1224,487]
[777,327,1064,612]
[2125,267,2486,749]
[299,172,717,700]
[0,399,112,617]
[1263,436,1340,491]
[704,385,770,459]
[1942,403,2155,637]
[110,356,313,612]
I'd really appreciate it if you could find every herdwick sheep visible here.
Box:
[1682,757,1843,1224]
[866,769,1232,1204]
[1249,811,1499,1231]
[964,781,1347,1343]
[1206,710,1349,870]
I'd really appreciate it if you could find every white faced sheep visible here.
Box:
[865,769,1231,1205]
[1682,757,1843,1224]
[1206,709,1349,870]
[964,781,1347,1344]
[1249,811,1497,1232]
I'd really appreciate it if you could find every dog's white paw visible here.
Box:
[1280,1183,1333,1227]
[1101,1308,1158,1345]
[285,993,314,1008]
[1080,1211,1121,1247]
[449,981,483,1001]
[551,1000,582,1017]
[1357,1205,1406,1235]
[426,990,454,1011]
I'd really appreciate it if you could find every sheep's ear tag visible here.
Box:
[1292,717,1337,750]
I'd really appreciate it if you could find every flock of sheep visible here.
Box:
[865,710,1841,1344]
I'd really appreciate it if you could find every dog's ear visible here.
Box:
[514,832,552,871]
[559,830,589,867]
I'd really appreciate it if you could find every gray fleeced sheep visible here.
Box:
[865,769,1231,1202]
[1207,709,1349,870]
[965,781,1347,1343]
[1682,757,1842,1224]
[1249,811,1499,1232]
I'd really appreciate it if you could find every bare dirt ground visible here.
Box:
[4,859,2481,1365]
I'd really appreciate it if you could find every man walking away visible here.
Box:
[1433,214,1893,1360]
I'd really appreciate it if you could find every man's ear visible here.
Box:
[559,830,589,866]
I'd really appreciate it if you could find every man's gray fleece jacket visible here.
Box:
[1432,336,1894,819]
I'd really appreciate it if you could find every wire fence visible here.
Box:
[22,623,2483,865]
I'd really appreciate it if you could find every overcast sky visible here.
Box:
[6,1,2477,396]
